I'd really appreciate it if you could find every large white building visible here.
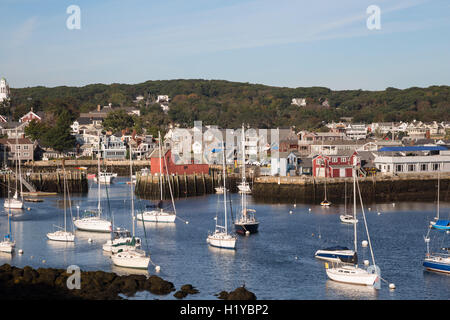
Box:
[0,77,10,103]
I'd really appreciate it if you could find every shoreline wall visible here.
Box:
[251,174,450,204]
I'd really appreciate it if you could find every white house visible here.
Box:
[291,98,307,107]
[0,77,10,103]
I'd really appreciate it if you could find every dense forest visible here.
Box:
[3,80,450,136]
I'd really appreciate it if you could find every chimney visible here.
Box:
[97,104,101,112]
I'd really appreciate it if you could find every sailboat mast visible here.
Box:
[63,166,67,232]
[158,131,163,203]
[437,169,440,220]
[353,166,357,254]
[222,142,228,233]
[97,132,102,217]
[241,124,246,218]
[17,131,23,201]
[129,143,135,237]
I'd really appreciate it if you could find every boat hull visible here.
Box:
[315,250,357,264]
[47,231,75,242]
[234,222,259,235]
[207,233,236,249]
[73,218,112,233]
[0,241,15,253]
[423,257,450,274]
[326,266,378,286]
[111,250,150,269]
[136,210,176,223]
[4,199,23,209]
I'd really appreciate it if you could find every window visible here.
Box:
[396,164,403,172]
[408,164,415,172]
[332,157,337,163]
[23,152,29,157]
[23,145,28,150]
[16,146,20,150]
[420,164,427,171]
[432,163,440,171]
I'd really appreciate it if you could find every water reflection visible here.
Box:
[74,230,110,243]
[111,265,149,277]
[325,280,378,300]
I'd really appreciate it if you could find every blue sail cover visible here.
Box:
[435,220,450,226]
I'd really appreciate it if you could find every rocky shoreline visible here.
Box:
[0,264,256,300]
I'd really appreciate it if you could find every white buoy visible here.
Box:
[389,283,396,290]
[294,256,298,260]
[245,231,250,236]
[155,265,161,272]
[294,204,297,208]
[392,203,395,207]
[289,210,293,214]
[308,208,312,212]
[27,207,31,211]
[368,207,371,211]
[377,212,381,215]
[42,260,46,263]
[364,260,369,266]
[185,221,189,224]
[88,238,93,243]
[18,249,23,255]
[362,240,368,247]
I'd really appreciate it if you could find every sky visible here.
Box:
[0,0,449,90]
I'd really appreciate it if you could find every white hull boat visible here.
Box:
[340,214,358,224]
[237,183,251,194]
[215,187,228,194]
[103,229,141,253]
[111,249,150,269]
[326,264,379,286]
[47,230,75,242]
[207,232,237,249]
[4,195,23,209]
[94,174,114,184]
[0,240,15,253]
[136,210,176,223]
[73,217,112,233]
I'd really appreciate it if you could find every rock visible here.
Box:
[146,275,175,295]
[173,290,188,299]
[180,284,199,294]
[226,286,256,300]
[217,291,229,300]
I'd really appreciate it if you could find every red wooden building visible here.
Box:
[150,148,209,175]
[312,151,360,178]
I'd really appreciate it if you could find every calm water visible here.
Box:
[0,177,449,300]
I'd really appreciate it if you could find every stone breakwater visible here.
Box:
[0,264,257,300]
[252,174,450,204]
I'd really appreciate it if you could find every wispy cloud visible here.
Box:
[10,16,38,47]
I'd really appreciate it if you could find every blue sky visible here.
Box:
[0,0,449,90]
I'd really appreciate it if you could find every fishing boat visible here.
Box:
[47,167,75,242]
[315,246,357,264]
[94,171,115,184]
[73,135,112,233]
[111,144,150,269]
[207,143,237,249]
[234,124,259,235]
[325,164,381,288]
[103,228,141,253]
[137,132,176,223]
[237,182,252,194]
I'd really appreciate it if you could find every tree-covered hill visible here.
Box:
[5,80,450,132]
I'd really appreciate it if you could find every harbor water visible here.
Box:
[0,177,449,300]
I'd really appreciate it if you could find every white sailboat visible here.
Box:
[207,143,237,250]
[234,124,259,235]
[111,144,150,269]
[137,131,176,223]
[4,132,24,209]
[325,164,381,288]
[47,166,75,242]
[0,192,15,253]
[73,134,112,233]
[340,180,358,224]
